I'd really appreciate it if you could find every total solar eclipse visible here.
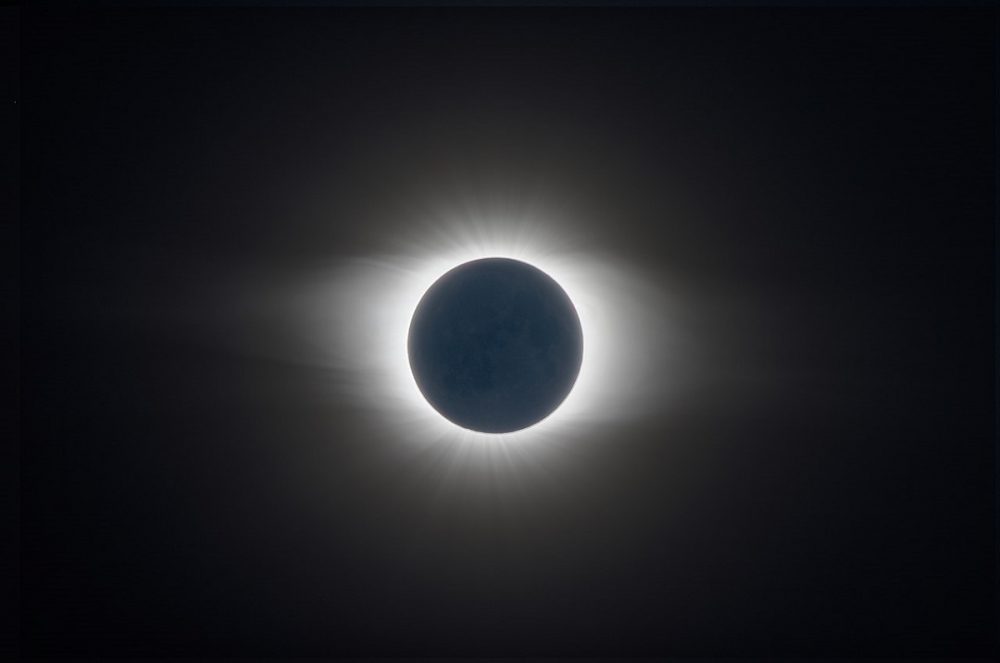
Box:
[407,257,584,433]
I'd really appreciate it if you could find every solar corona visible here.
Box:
[300,212,676,456]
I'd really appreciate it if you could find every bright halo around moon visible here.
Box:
[286,208,682,456]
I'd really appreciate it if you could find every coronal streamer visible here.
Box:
[276,207,682,455]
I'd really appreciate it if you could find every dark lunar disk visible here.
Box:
[407,257,584,433]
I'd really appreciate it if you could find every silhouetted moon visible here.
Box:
[407,257,584,433]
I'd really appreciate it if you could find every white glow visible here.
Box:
[279,207,681,457]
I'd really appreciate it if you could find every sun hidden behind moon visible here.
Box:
[407,257,584,434]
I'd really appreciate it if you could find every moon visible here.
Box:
[407,257,584,434]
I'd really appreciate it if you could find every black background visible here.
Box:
[19,6,996,659]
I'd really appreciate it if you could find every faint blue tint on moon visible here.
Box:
[408,258,583,433]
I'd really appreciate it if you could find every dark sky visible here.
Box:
[19,6,996,659]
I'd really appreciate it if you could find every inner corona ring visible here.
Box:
[407,257,584,434]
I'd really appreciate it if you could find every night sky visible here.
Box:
[18,5,997,659]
